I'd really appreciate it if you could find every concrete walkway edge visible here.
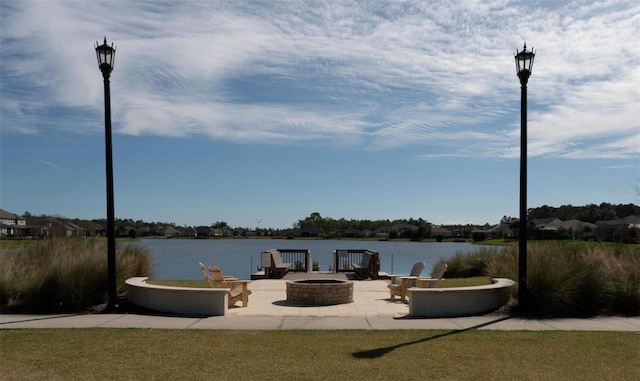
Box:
[2,279,639,331]
[1,313,639,331]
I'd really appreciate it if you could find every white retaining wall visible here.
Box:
[126,277,229,316]
[409,278,515,318]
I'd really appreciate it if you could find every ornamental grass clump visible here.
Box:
[0,238,152,312]
[584,246,640,316]
[527,243,639,317]
[445,242,639,317]
[441,247,495,278]
[525,244,607,317]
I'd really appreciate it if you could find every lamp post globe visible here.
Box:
[95,37,117,311]
[96,37,115,73]
[515,43,535,83]
[514,43,535,312]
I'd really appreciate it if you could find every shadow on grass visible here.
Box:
[352,315,514,359]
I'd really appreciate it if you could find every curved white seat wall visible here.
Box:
[408,278,515,318]
[126,277,229,316]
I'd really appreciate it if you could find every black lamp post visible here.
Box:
[95,37,117,311]
[514,43,535,312]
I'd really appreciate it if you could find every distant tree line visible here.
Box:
[14,202,638,240]
[527,203,639,223]
[295,212,432,239]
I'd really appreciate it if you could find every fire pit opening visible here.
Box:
[286,279,353,306]
[296,279,343,284]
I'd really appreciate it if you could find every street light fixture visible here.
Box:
[514,43,535,312]
[95,37,117,311]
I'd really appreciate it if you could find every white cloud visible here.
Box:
[39,160,68,171]
[1,0,638,160]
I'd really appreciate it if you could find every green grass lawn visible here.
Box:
[147,279,211,288]
[436,276,493,287]
[1,329,637,380]
[473,238,518,246]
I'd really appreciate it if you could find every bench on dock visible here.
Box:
[332,249,380,279]
[260,249,313,278]
[352,252,375,279]
[268,250,292,279]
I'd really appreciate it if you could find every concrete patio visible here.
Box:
[226,278,409,318]
[2,277,638,331]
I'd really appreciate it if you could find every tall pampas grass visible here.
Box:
[1,238,152,312]
[444,242,639,317]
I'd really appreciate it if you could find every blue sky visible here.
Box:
[1,0,638,229]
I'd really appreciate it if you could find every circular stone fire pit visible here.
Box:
[286,279,353,306]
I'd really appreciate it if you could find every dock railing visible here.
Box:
[333,249,379,278]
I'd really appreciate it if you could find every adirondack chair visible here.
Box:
[387,261,425,301]
[199,262,236,287]
[199,263,251,307]
[416,262,448,288]
[269,250,291,279]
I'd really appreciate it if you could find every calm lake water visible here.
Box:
[132,238,499,280]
